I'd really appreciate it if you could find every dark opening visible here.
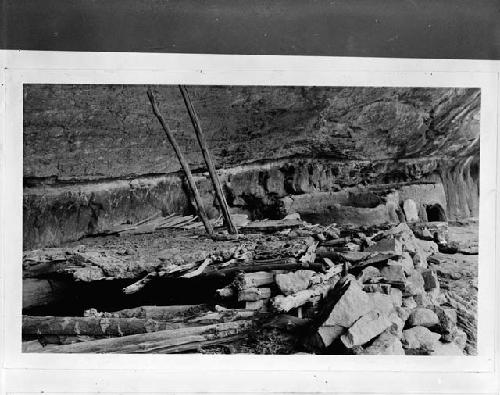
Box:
[426,204,446,222]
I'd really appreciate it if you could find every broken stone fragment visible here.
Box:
[363,284,391,294]
[283,213,301,221]
[402,326,441,350]
[394,306,410,322]
[238,287,272,302]
[387,312,405,337]
[403,199,419,222]
[415,238,439,255]
[364,331,405,355]
[380,264,406,285]
[390,288,403,307]
[429,341,465,356]
[341,310,393,348]
[357,266,381,284]
[421,269,440,291]
[442,328,467,349]
[402,296,417,309]
[275,270,316,295]
[433,306,457,334]
[324,280,372,328]
[404,270,425,296]
[414,292,432,308]
[365,237,402,254]
[407,308,440,327]
[398,252,415,274]
[317,324,345,348]
[412,253,428,270]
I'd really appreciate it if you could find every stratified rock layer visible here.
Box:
[24,86,480,248]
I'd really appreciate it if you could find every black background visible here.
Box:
[2,0,500,59]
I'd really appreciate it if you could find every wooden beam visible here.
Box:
[147,88,213,235]
[178,85,238,234]
[37,320,252,353]
[22,315,190,337]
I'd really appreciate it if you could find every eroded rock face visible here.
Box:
[23,85,480,248]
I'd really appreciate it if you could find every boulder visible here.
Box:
[403,199,419,222]
[407,308,440,327]
[402,326,441,350]
[341,310,393,348]
[275,270,315,295]
[364,331,405,355]
[324,280,372,327]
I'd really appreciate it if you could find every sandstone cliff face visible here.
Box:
[23,85,480,249]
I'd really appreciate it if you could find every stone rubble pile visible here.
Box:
[216,219,466,355]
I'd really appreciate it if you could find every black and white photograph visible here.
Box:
[21,84,480,356]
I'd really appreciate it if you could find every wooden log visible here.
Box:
[201,259,324,279]
[122,272,158,295]
[147,89,213,235]
[179,85,238,235]
[97,305,209,320]
[240,219,303,233]
[37,320,252,353]
[152,334,245,353]
[22,316,190,337]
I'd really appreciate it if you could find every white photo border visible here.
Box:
[1,51,499,394]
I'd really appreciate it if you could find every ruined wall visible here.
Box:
[23,85,480,249]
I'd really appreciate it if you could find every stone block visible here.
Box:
[404,270,425,296]
[407,308,440,327]
[380,264,406,285]
[390,288,403,307]
[403,199,419,222]
[324,281,372,328]
[365,237,402,254]
[317,325,345,348]
[275,270,315,295]
[341,310,393,348]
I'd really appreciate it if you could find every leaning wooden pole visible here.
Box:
[147,88,213,235]
[179,85,238,234]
